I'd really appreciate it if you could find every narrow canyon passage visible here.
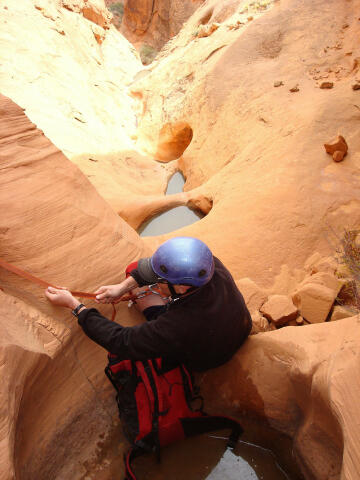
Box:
[1,0,360,479]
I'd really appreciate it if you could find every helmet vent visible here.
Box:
[160,264,168,273]
[198,269,206,277]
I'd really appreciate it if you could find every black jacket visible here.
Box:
[78,257,252,372]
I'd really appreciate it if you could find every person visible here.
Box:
[45,237,252,372]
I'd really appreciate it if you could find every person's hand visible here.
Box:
[45,286,80,309]
[95,277,139,304]
[94,285,124,304]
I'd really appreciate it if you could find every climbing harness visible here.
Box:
[127,284,168,307]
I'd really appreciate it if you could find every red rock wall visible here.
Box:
[118,0,205,50]
[0,95,146,479]
[200,317,360,480]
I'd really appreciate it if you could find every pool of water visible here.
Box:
[84,418,304,480]
[132,434,295,480]
[139,172,204,237]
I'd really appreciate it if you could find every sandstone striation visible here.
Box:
[0,95,146,480]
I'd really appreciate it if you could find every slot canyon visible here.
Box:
[0,0,360,479]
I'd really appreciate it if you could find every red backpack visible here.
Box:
[105,355,242,480]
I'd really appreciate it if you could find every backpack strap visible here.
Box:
[124,447,142,480]
[135,360,161,460]
[180,415,243,449]
[104,357,134,391]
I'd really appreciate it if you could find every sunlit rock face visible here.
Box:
[119,0,205,51]
[1,0,360,479]
[134,0,360,290]
[0,0,177,219]
[155,121,193,162]
[0,0,140,158]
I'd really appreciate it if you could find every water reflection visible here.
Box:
[132,433,295,480]
[88,420,303,480]
[139,172,204,237]
[206,448,260,479]
[206,437,291,480]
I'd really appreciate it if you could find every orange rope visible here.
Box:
[0,257,163,322]
[0,257,121,319]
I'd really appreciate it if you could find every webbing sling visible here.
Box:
[0,258,163,321]
[0,257,98,298]
[0,257,120,319]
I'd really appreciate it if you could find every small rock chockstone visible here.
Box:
[260,294,298,327]
[324,134,348,162]
[333,150,345,162]
[320,81,334,89]
[292,272,343,324]
[289,85,299,93]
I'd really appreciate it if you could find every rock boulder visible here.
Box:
[200,316,360,480]
[260,294,298,326]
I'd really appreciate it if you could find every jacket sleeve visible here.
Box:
[77,308,182,361]
[129,268,150,287]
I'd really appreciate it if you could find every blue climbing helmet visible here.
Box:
[152,237,214,286]
[137,237,214,287]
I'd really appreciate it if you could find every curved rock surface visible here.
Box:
[200,316,360,480]
[1,0,360,479]
[119,0,204,51]
[0,0,189,225]
[0,95,146,480]
[134,0,360,288]
[0,0,140,158]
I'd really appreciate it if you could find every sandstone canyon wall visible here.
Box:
[120,0,205,51]
[1,0,360,479]
[0,0,140,158]
[132,0,360,289]
[0,0,188,226]
[0,94,149,480]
